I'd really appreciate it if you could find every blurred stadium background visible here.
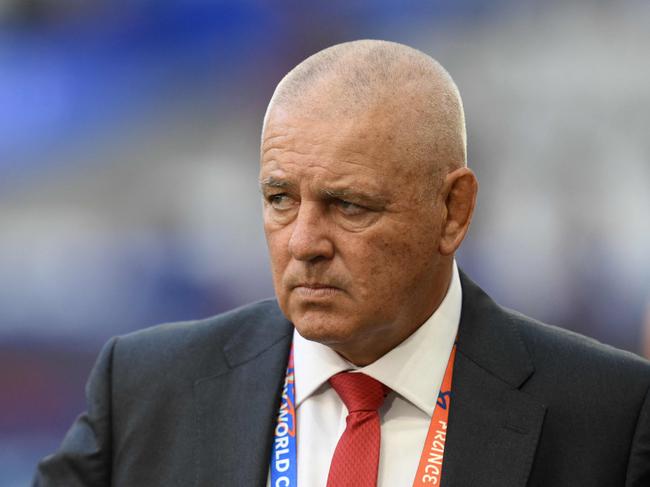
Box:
[1,0,649,484]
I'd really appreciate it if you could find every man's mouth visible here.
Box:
[292,283,342,298]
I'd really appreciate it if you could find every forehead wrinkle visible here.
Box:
[262,147,325,162]
[263,152,380,180]
[262,132,290,146]
[263,119,328,145]
[260,162,384,197]
[261,126,307,148]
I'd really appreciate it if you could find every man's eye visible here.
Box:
[268,194,294,210]
[336,200,366,216]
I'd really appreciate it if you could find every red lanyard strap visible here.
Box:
[412,344,456,486]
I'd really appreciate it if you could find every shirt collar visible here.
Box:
[293,262,462,417]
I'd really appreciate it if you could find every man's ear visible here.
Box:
[439,167,478,255]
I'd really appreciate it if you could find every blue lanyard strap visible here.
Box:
[270,347,297,486]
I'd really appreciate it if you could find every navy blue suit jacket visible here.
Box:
[34,272,650,486]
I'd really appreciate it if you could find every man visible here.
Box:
[34,40,650,486]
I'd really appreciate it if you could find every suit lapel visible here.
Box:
[190,272,546,486]
[441,272,547,487]
[193,309,293,487]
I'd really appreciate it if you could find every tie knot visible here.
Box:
[329,372,389,413]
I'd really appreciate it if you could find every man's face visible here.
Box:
[260,104,448,362]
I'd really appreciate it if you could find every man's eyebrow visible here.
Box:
[259,177,294,191]
[322,188,357,199]
[322,188,387,206]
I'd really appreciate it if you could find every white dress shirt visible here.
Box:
[267,263,461,486]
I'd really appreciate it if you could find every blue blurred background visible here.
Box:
[2,1,649,484]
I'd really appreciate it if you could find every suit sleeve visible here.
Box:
[626,384,650,487]
[32,337,118,487]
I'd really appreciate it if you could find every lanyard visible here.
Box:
[270,342,457,487]
[412,343,456,486]
[270,347,297,487]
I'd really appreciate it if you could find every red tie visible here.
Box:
[326,372,390,487]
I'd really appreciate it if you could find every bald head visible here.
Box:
[264,40,467,181]
[260,41,478,365]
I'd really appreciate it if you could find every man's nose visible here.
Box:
[288,202,334,262]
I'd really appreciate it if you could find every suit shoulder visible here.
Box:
[506,307,650,383]
[109,298,290,381]
[120,298,285,342]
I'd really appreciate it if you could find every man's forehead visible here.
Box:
[262,112,404,168]
[259,168,380,188]
[263,98,403,140]
[259,167,388,200]
[259,125,429,205]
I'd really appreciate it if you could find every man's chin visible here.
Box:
[292,312,360,347]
